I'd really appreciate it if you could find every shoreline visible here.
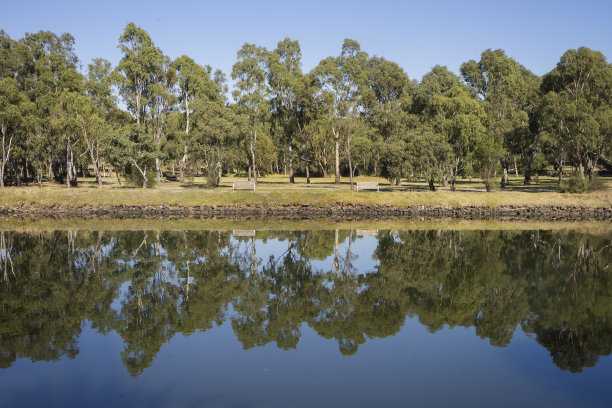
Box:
[1,203,610,220]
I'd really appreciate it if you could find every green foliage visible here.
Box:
[0,26,611,193]
[560,174,607,193]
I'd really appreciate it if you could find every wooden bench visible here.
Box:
[233,230,256,237]
[355,182,379,192]
[356,229,379,236]
[233,180,256,191]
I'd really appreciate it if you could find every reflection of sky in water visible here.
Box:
[246,234,380,275]
[2,228,612,408]
[3,317,611,408]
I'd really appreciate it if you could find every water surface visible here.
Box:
[1,226,611,407]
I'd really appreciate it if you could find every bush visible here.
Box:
[124,162,158,188]
[206,164,220,188]
[483,178,496,192]
[560,174,607,193]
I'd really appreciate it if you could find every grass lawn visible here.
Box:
[0,179,610,208]
[20,172,612,191]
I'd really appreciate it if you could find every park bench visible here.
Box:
[233,230,256,237]
[233,180,256,191]
[356,229,379,236]
[355,182,379,192]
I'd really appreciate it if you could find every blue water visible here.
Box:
[0,228,611,407]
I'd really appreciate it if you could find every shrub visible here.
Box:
[124,162,158,189]
[483,178,496,192]
[206,164,220,188]
[560,174,607,193]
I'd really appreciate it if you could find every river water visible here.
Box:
[0,225,611,407]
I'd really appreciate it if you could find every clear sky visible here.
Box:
[2,0,611,83]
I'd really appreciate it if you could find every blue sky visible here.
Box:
[2,0,611,83]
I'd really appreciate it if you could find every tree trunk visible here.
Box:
[523,155,533,185]
[47,157,53,182]
[86,137,103,188]
[0,125,6,186]
[333,128,340,184]
[248,165,252,181]
[185,98,190,134]
[333,229,339,275]
[513,155,519,178]
[557,159,564,184]
[288,143,294,183]
[66,136,75,188]
[251,130,257,183]
[155,158,161,183]
[346,137,353,190]
[428,177,436,191]
[306,163,310,184]
[179,145,188,182]
[586,158,594,181]
[501,167,508,188]
[66,137,71,188]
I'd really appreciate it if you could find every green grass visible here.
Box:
[4,173,611,209]
[0,184,610,208]
[29,172,612,192]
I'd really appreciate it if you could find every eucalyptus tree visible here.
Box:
[232,43,269,182]
[68,91,107,187]
[413,65,468,114]
[267,38,304,183]
[213,69,229,103]
[540,47,611,180]
[147,54,177,181]
[173,56,210,134]
[190,97,248,186]
[363,59,413,136]
[290,73,320,182]
[425,86,487,190]
[54,90,93,187]
[0,33,27,186]
[461,49,539,186]
[116,23,163,127]
[19,31,82,184]
[102,125,159,188]
[406,65,468,187]
[0,77,31,186]
[362,57,413,176]
[173,56,223,181]
[83,59,120,187]
[313,39,368,186]
[86,58,116,114]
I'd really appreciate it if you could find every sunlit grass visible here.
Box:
[1,184,610,208]
[26,173,612,192]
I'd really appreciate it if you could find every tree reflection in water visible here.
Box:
[0,228,610,375]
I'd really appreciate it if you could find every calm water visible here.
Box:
[1,226,611,408]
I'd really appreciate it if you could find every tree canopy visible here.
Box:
[0,24,610,189]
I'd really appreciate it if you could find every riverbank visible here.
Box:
[1,217,610,233]
[0,187,610,220]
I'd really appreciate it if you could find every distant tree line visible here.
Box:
[0,24,610,189]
